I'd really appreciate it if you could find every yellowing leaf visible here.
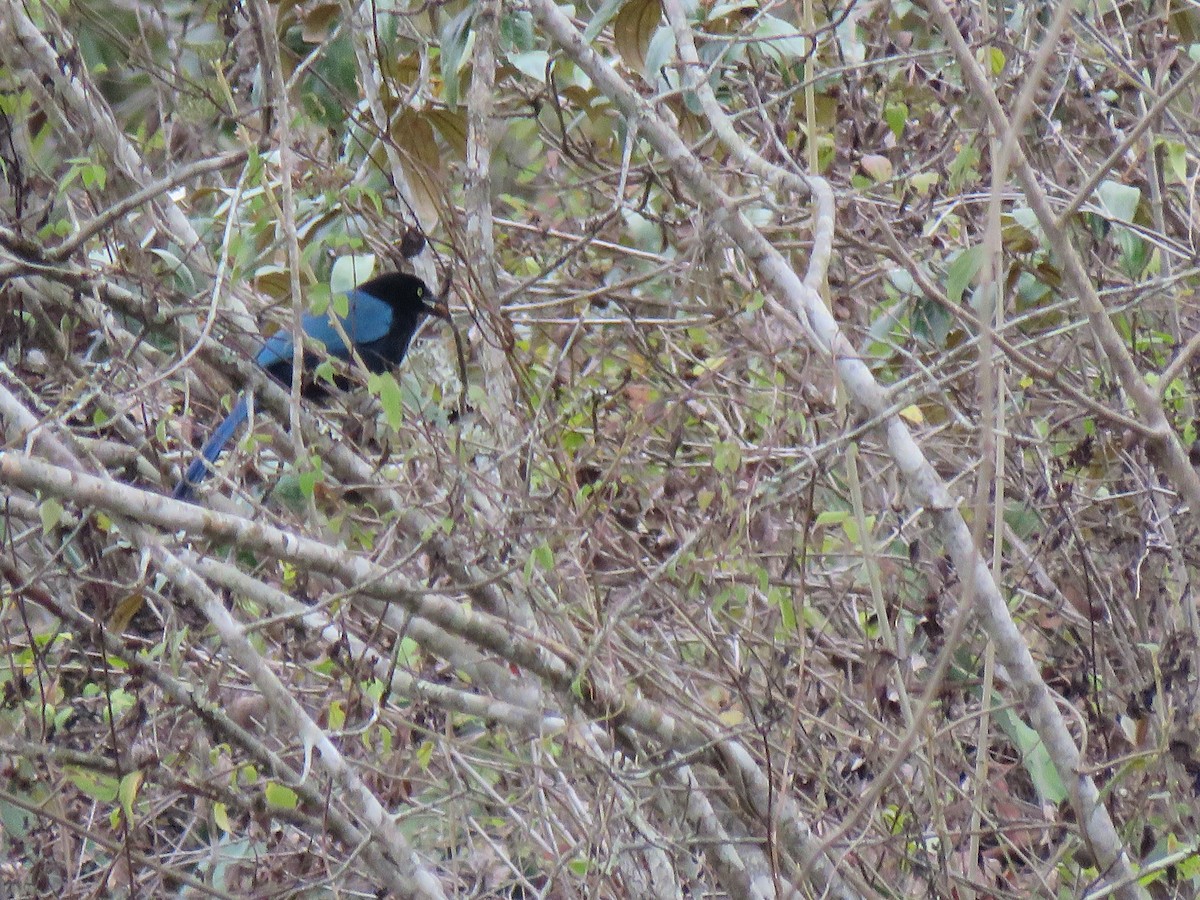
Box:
[39,498,64,535]
[107,593,144,634]
[252,265,292,298]
[119,770,144,822]
[719,708,745,726]
[1000,217,1038,253]
[899,404,924,424]
[909,171,939,195]
[390,111,444,230]
[614,0,662,76]
[301,3,340,43]
[706,1,757,32]
[381,52,422,95]
[427,108,468,160]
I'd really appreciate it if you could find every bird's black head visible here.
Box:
[356,272,446,320]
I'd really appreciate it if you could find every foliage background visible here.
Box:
[1,0,1199,896]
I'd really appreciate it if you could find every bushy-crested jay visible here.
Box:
[173,272,441,500]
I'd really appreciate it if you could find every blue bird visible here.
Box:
[173,271,441,500]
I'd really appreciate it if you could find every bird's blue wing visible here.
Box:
[256,289,394,368]
[255,330,294,370]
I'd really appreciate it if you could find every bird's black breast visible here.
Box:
[358,316,423,374]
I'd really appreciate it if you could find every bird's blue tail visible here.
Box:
[173,395,250,500]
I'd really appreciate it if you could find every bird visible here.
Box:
[173,271,442,500]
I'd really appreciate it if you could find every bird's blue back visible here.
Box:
[255,288,394,372]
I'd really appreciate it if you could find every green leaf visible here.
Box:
[331,255,375,294]
[1176,843,1200,879]
[306,282,332,317]
[752,15,809,62]
[1116,227,1149,279]
[585,0,626,42]
[644,25,673,80]
[912,296,952,346]
[773,586,797,632]
[884,102,908,139]
[298,458,324,498]
[713,441,741,473]
[842,517,860,543]
[80,162,107,191]
[508,50,551,82]
[977,45,1005,75]
[369,372,404,431]
[947,142,980,191]
[264,782,298,809]
[886,267,918,297]
[149,248,196,292]
[416,740,434,769]
[65,767,119,803]
[313,359,336,387]
[815,510,849,526]
[1096,180,1140,223]
[946,245,985,304]
[846,514,874,544]
[1159,138,1187,184]
[527,541,554,576]
[439,6,475,105]
[327,699,346,731]
[994,706,1067,804]
[908,171,939,195]
[500,10,535,49]
[396,637,421,669]
[0,90,29,116]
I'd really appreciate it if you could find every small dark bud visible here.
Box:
[399,228,426,259]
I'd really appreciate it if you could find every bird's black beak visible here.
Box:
[423,288,451,321]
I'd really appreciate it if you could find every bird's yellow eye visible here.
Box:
[417,286,424,296]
